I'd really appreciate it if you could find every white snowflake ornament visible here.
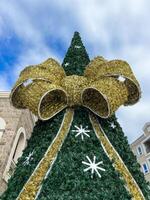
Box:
[72,125,90,140]
[23,151,34,166]
[64,62,69,66]
[82,156,105,178]
[74,45,81,49]
[110,122,116,129]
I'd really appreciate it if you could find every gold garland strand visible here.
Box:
[17,109,74,200]
[90,113,145,200]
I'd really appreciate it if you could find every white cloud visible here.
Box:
[12,47,61,84]
[0,0,61,85]
[117,99,150,143]
[0,0,150,143]
[0,1,44,44]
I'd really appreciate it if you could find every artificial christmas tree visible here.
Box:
[1,32,150,200]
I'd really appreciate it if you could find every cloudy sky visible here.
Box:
[0,0,150,143]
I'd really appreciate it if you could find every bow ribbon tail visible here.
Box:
[16,108,74,200]
[90,113,145,200]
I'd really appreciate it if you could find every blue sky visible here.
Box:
[0,0,150,143]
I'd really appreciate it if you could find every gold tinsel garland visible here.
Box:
[90,113,145,200]
[17,109,74,200]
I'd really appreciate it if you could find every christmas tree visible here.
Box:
[1,32,150,200]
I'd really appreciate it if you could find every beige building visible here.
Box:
[0,92,36,195]
[131,122,150,182]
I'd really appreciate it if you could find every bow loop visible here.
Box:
[84,57,141,105]
[82,77,128,118]
[11,58,66,110]
[38,85,68,120]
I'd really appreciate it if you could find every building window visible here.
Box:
[0,117,6,140]
[142,163,149,174]
[147,126,150,132]
[3,127,26,182]
[12,132,26,163]
[147,158,150,169]
[143,138,150,154]
[136,145,143,156]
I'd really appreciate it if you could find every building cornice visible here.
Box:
[0,92,10,98]
[130,134,145,146]
[143,122,150,132]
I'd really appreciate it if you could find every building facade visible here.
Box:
[0,92,36,195]
[131,122,150,182]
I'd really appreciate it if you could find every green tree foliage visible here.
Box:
[62,31,90,75]
[99,116,150,199]
[1,32,150,200]
[37,108,131,200]
[1,112,65,200]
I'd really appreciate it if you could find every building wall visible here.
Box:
[0,92,35,195]
[131,122,150,182]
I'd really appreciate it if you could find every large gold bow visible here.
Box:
[10,56,140,120]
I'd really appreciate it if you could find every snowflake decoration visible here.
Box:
[64,62,69,67]
[72,125,90,140]
[23,151,34,166]
[23,79,33,87]
[110,122,116,129]
[74,45,81,49]
[82,156,105,178]
[117,75,126,82]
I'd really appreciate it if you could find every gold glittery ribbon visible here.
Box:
[10,56,144,199]
[90,113,145,200]
[16,108,74,200]
[10,56,140,120]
